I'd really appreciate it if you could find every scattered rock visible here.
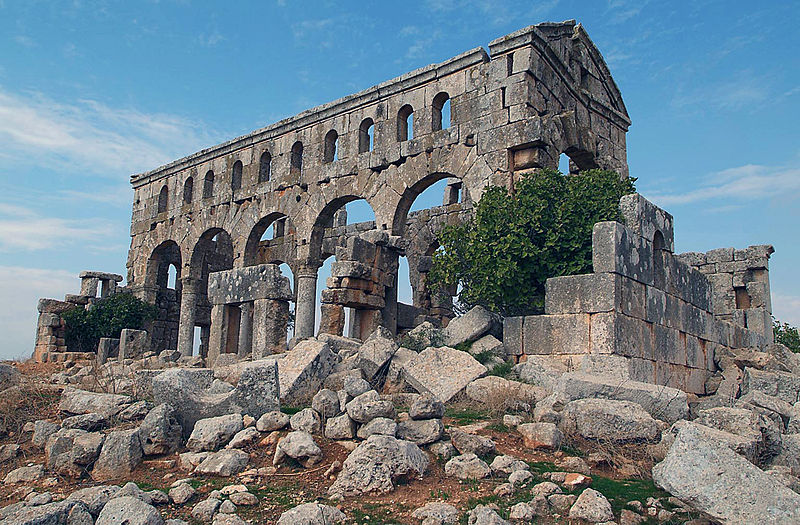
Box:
[409,394,446,420]
[92,428,144,481]
[59,388,131,417]
[467,505,510,525]
[517,422,563,450]
[227,427,260,449]
[274,431,323,467]
[311,389,341,419]
[277,339,337,404]
[443,306,499,347]
[276,502,347,524]
[228,492,258,506]
[465,376,543,408]
[403,347,487,403]
[4,464,45,484]
[139,403,182,456]
[95,496,164,525]
[356,417,397,439]
[290,408,323,434]
[356,328,399,381]
[396,418,444,445]
[325,413,357,440]
[168,483,196,505]
[444,453,490,479]
[61,412,107,431]
[509,469,534,487]
[411,502,459,525]
[568,488,614,523]
[256,411,290,432]
[32,420,60,448]
[345,390,396,423]
[196,449,250,476]
[560,398,661,443]
[191,498,221,522]
[490,455,529,475]
[449,428,496,456]
[187,414,243,452]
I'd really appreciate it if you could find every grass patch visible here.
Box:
[350,502,404,524]
[591,477,670,515]
[445,406,491,425]
[134,481,158,491]
[281,406,303,415]
[488,361,514,378]
[454,341,474,353]
[250,482,299,509]
[473,350,494,365]
[486,422,510,433]
[527,460,561,476]
[559,444,585,457]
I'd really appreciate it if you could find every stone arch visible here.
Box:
[231,160,243,191]
[243,212,292,266]
[309,195,376,265]
[391,171,462,236]
[145,239,183,352]
[157,185,168,214]
[146,240,182,290]
[183,177,194,204]
[432,92,450,131]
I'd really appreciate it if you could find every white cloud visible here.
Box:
[773,294,800,327]
[0,87,220,177]
[0,266,76,361]
[0,203,115,251]
[644,165,800,207]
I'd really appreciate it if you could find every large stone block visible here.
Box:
[619,193,674,252]
[207,264,292,304]
[523,313,589,355]
[503,316,523,356]
[592,221,653,285]
[234,359,280,419]
[590,312,652,359]
[545,272,646,319]
[152,368,237,437]
[275,339,337,404]
[556,372,689,424]
[119,329,150,360]
[742,367,800,405]
[403,346,487,402]
[443,305,500,347]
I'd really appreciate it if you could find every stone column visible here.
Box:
[319,303,345,336]
[80,277,99,297]
[253,298,289,357]
[347,308,362,340]
[293,264,319,340]
[176,278,199,356]
[381,251,400,335]
[237,302,253,357]
[208,304,228,366]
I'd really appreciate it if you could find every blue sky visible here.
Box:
[0,0,798,359]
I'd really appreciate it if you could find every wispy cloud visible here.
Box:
[672,72,772,112]
[644,164,800,207]
[0,203,115,251]
[14,35,35,47]
[0,87,221,176]
[607,0,650,24]
[773,294,800,327]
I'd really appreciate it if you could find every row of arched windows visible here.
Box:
[156,94,452,213]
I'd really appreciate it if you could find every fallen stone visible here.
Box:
[396,418,444,445]
[328,434,428,498]
[2,501,91,525]
[187,414,243,452]
[652,421,800,524]
[408,394,445,420]
[548,493,577,513]
[345,390,395,423]
[568,488,614,523]
[465,376,544,408]
[0,362,20,392]
[0,443,21,464]
[444,453,490,479]
[95,496,164,525]
[428,441,457,461]
[490,454,529,475]
[276,339,337,404]
[411,502,459,525]
[168,483,196,505]
[325,413,357,440]
[517,422,563,450]
[92,428,143,481]
[695,407,775,462]
[274,431,322,467]
[139,403,182,456]
[195,449,250,476]
[741,367,800,404]
[509,469,534,487]
[233,359,280,419]
[290,408,322,434]
[659,420,762,465]
[514,356,568,390]
[256,411,289,432]
[276,502,347,524]
[228,492,258,506]
[191,498,221,522]
[443,306,499,347]
[311,389,341,419]
[449,428,496,456]
[467,505,510,525]
[356,417,397,439]
[32,420,60,448]
[59,388,131,417]
[45,428,104,477]
[556,372,689,424]
[559,398,661,443]
[227,427,260,448]
[61,412,107,431]
[4,463,45,483]
[403,346,487,403]
[356,327,399,381]
[211,513,247,525]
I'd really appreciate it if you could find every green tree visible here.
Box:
[774,319,800,353]
[428,168,636,316]
[62,292,158,353]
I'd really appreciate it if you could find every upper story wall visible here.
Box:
[127,20,630,286]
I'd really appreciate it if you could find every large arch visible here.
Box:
[145,240,182,353]
[243,212,292,267]
[391,171,462,236]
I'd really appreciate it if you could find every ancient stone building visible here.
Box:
[122,20,631,361]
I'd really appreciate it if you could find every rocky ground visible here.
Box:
[2,307,800,524]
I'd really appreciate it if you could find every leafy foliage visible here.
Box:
[429,168,636,316]
[62,292,158,353]
[774,319,800,353]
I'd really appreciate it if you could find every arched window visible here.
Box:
[183,177,193,204]
[359,118,374,153]
[432,92,450,131]
[157,185,168,213]
[291,141,303,175]
[258,151,271,183]
[397,105,413,141]
[203,170,214,199]
[324,130,338,163]
[231,160,243,191]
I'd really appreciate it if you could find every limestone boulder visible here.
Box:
[396,418,444,445]
[256,411,289,432]
[45,428,104,477]
[168,483,196,505]
[403,346,487,403]
[311,389,341,419]
[355,327,399,381]
[187,414,243,452]
[233,359,280,419]
[138,403,182,456]
[568,488,614,523]
[408,394,445,420]
[742,367,800,404]
[445,453,491,479]
[59,388,131,417]
[660,420,762,465]
[490,454,530,475]
[191,498,221,522]
[328,434,428,498]
[411,502,459,525]
[32,420,60,448]
[465,376,544,408]
[61,412,107,431]
[325,413,356,440]
[449,428,495,456]
[356,417,396,439]
[514,356,568,390]
[290,408,322,434]
[517,422,563,450]
[195,449,250,476]
[276,503,347,525]
[652,421,800,524]
[274,431,323,467]
[1,501,91,525]
[4,464,45,484]
[226,427,260,448]
[92,429,143,481]
[276,339,337,404]
[345,390,395,423]
[95,496,163,525]
[559,398,661,443]
[467,505,510,525]
[443,306,500,347]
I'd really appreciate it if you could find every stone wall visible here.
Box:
[504,194,770,395]
[124,20,631,355]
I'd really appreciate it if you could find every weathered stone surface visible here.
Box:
[514,356,568,390]
[559,398,661,443]
[32,420,60,448]
[403,346,487,402]
[191,498,221,522]
[45,428,104,477]
[311,388,341,418]
[409,394,445,420]
[3,501,93,525]
[568,488,614,523]
[211,513,247,525]
[95,496,163,525]
[119,328,151,360]
[328,435,428,498]
[445,453,491,479]
[0,363,21,392]
[325,413,357,439]
[741,367,800,404]
[290,408,323,434]
[411,502,460,524]
[396,418,444,445]
[653,421,800,524]
[443,306,498,346]
[152,368,236,438]
[233,359,280,419]
[345,390,395,423]
[517,422,563,450]
[4,463,45,483]
[228,492,257,506]
[465,375,544,407]
[59,388,131,417]
[62,412,107,431]
[556,372,688,424]
[195,449,250,476]
[274,431,322,467]
[355,328,399,380]
[449,428,496,456]
[256,411,289,432]
[356,417,396,439]
[276,503,347,525]
[139,403,182,456]
[227,427,260,448]
[695,406,777,462]
[187,414,243,452]
[92,428,143,481]
[168,483,197,505]
[490,454,530,475]
[276,340,337,404]
[467,505,510,525]
[343,375,372,397]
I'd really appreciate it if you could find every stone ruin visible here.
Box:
[32,20,775,397]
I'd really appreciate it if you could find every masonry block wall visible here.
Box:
[504,194,769,395]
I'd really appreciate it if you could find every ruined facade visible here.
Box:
[121,20,630,361]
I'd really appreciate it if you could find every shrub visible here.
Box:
[774,319,800,353]
[62,292,158,353]
[429,168,635,316]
